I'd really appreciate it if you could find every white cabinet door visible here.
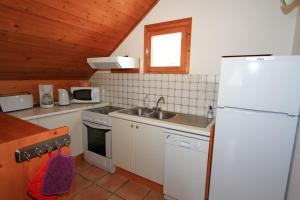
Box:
[112,118,135,173]
[38,111,83,156]
[135,122,164,184]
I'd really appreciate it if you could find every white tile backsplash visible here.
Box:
[91,72,219,116]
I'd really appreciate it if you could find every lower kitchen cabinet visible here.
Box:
[111,118,135,173]
[135,121,164,184]
[30,111,83,156]
[112,117,164,184]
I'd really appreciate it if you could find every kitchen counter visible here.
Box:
[0,112,70,200]
[0,112,48,144]
[8,102,110,120]
[109,111,215,137]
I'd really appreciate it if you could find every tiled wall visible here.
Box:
[90,72,219,116]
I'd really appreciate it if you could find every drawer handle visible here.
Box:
[136,125,139,129]
[131,125,134,128]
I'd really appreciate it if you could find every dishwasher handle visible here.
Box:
[178,141,192,149]
[166,134,192,149]
[165,133,209,153]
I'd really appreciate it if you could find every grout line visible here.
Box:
[113,179,131,196]
[142,188,152,200]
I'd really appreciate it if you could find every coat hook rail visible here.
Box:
[15,135,71,163]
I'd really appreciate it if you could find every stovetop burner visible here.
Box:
[87,106,124,115]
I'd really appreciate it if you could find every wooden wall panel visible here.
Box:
[0,125,70,200]
[0,80,90,104]
[0,0,158,80]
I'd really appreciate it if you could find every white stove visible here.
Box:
[82,106,124,173]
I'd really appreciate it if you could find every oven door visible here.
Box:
[82,120,112,158]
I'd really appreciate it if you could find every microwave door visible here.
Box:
[73,89,92,101]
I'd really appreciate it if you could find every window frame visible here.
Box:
[144,18,192,74]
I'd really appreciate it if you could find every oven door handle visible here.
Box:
[83,120,111,130]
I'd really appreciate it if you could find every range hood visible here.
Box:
[87,56,138,69]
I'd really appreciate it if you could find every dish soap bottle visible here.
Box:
[144,94,149,108]
[207,106,213,119]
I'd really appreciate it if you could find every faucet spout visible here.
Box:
[155,96,165,112]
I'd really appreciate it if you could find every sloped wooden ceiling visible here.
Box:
[0,0,158,80]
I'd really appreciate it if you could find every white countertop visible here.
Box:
[8,102,110,120]
[109,111,214,137]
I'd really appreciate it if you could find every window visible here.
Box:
[144,18,192,74]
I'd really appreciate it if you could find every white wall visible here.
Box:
[287,7,300,196]
[112,0,297,74]
[292,7,300,54]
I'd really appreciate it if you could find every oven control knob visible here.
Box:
[95,119,102,124]
[84,117,92,121]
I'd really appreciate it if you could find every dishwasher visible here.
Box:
[164,130,209,200]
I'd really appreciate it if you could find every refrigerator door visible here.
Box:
[218,56,300,115]
[209,107,298,200]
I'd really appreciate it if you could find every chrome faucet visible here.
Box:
[155,96,165,112]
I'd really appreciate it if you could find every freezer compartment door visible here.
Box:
[218,56,300,115]
[209,107,298,200]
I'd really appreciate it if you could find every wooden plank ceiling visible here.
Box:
[0,0,158,80]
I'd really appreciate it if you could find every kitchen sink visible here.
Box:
[118,107,177,120]
[147,110,177,120]
[118,107,213,128]
[119,107,153,116]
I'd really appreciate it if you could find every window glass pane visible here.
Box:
[151,32,182,67]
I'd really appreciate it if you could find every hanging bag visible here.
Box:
[41,149,74,195]
[27,153,57,200]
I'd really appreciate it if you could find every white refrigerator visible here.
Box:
[209,56,300,200]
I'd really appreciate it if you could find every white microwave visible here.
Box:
[70,87,101,103]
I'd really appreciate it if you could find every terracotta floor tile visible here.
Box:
[95,174,128,193]
[72,174,93,194]
[75,159,91,173]
[107,195,124,200]
[144,190,164,200]
[116,181,150,200]
[57,175,92,199]
[80,165,108,181]
[73,184,112,200]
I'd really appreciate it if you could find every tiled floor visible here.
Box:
[57,159,164,200]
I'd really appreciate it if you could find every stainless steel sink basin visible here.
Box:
[119,107,154,116]
[147,111,177,120]
[118,107,177,120]
[118,107,213,128]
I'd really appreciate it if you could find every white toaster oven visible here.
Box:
[0,93,33,112]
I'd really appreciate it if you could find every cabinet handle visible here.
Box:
[131,125,134,128]
[136,125,139,129]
